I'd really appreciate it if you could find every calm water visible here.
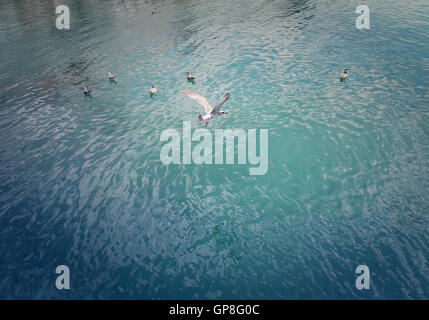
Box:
[0,0,428,299]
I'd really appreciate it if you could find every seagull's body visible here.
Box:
[82,85,91,95]
[149,84,158,95]
[340,69,350,81]
[151,8,157,14]
[181,91,230,127]
[186,72,196,80]
[108,72,116,81]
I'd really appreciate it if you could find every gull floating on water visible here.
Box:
[340,69,350,81]
[149,84,158,95]
[81,86,91,95]
[108,72,117,81]
[181,91,230,127]
[186,72,196,80]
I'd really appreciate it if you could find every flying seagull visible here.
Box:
[181,91,230,127]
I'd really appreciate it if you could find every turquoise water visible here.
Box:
[0,0,428,299]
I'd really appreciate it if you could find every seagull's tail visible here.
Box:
[198,115,203,122]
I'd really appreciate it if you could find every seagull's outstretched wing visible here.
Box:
[181,91,212,114]
[211,93,230,114]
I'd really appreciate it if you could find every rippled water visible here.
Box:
[0,0,428,299]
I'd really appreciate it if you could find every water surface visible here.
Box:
[0,0,428,299]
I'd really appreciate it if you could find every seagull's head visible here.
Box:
[198,115,203,122]
[152,84,156,88]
